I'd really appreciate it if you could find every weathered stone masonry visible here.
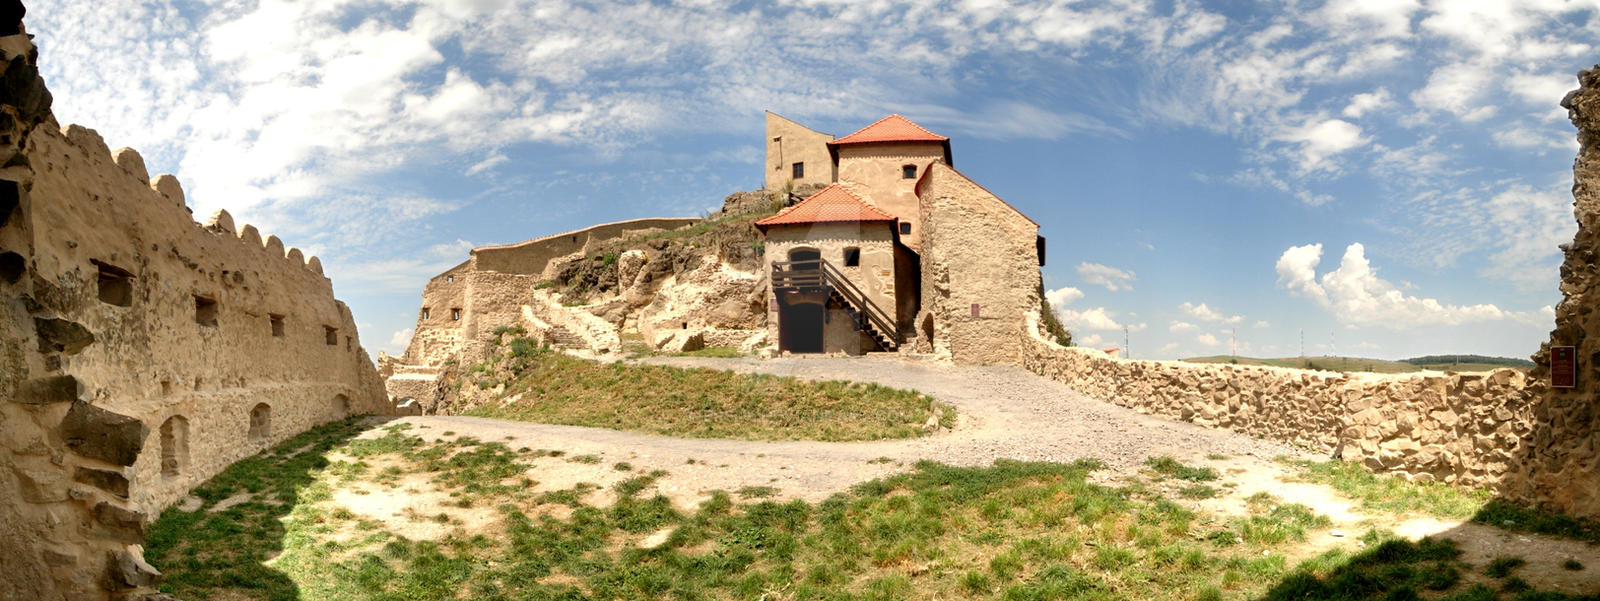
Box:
[1,5,394,599]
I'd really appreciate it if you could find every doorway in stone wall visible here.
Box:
[777,248,826,353]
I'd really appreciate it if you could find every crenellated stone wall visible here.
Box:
[0,5,395,598]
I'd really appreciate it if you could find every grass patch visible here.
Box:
[673,346,742,358]
[459,341,944,441]
[1146,455,1220,481]
[1286,458,1492,519]
[150,423,1591,601]
[1472,499,1600,544]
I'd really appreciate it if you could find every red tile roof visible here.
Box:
[827,114,948,147]
[755,185,897,230]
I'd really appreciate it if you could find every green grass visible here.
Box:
[148,421,1599,601]
[459,340,946,441]
[1145,455,1221,482]
[673,346,743,358]
[1286,458,1492,519]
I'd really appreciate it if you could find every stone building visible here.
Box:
[0,5,395,598]
[759,113,1045,362]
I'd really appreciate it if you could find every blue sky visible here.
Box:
[29,0,1598,360]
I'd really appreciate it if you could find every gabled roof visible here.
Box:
[913,162,1039,227]
[755,184,897,231]
[827,114,948,146]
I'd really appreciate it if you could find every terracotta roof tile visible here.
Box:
[756,185,897,230]
[827,114,948,146]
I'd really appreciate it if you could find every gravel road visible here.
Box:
[389,354,1317,504]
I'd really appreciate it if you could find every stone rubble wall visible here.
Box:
[0,7,394,598]
[1019,319,1543,492]
[526,289,621,354]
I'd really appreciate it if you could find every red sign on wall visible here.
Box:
[1551,346,1577,389]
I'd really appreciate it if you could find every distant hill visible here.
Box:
[1401,354,1534,368]
[1183,355,1531,374]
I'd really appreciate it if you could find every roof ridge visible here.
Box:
[755,183,898,229]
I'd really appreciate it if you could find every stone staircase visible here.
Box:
[546,324,586,350]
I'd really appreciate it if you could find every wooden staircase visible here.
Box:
[772,258,898,351]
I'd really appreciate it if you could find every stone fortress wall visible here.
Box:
[1016,65,1600,519]
[0,8,394,599]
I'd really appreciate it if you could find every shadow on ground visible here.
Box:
[143,416,390,601]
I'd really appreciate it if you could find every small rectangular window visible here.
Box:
[324,326,338,345]
[269,314,285,338]
[194,295,218,327]
[95,261,133,307]
[421,307,431,320]
[843,248,860,267]
[792,162,804,179]
[899,222,912,236]
[902,165,917,179]
[446,276,454,283]
[451,308,462,321]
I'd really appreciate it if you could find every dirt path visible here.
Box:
[377,354,1598,593]
[397,354,1310,504]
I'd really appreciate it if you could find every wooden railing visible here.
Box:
[771,259,897,346]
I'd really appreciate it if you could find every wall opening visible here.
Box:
[160,415,188,477]
[269,314,285,338]
[194,295,218,327]
[95,261,134,306]
[346,336,352,351]
[843,247,861,267]
[446,275,454,283]
[899,222,912,236]
[792,162,804,179]
[248,403,271,444]
[0,251,24,284]
[421,307,430,320]
[335,394,350,417]
[324,326,338,345]
[902,164,917,179]
[451,308,461,321]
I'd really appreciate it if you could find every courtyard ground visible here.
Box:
[149,355,1600,600]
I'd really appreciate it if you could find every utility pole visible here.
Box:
[1330,329,1336,357]
[1300,329,1305,358]
[1230,328,1237,358]
[1124,326,1130,359]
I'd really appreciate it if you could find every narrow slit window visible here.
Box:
[95,261,134,306]
[902,164,917,179]
[843,247,861,267]
[421,307,431,320]
[792,162,804,179]
[451,308,461,321]
[899,222,912,236]
[324,326,338,345]
[269,314,285,338]
[160,416,188,477]
[194,295,218,327]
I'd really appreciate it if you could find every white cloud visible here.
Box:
[1079,333,1105,347]
[1160,342,1180,352]
[466,152,509,175]
[1254,320,1271,329]
[1275,242,1542,328]
[1169,321,1198,333]
[1276,117,1369,172]
[1180,302,1243,324]
[1058,307,1124,331]
[1313,0,1421,40]
[1045,286,1085,308]
[1342,88,1392,118]
[1411,61,1497,121]
[1077,262,1137,291]
[387,327,415,352]
[1196,333,1220,346]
